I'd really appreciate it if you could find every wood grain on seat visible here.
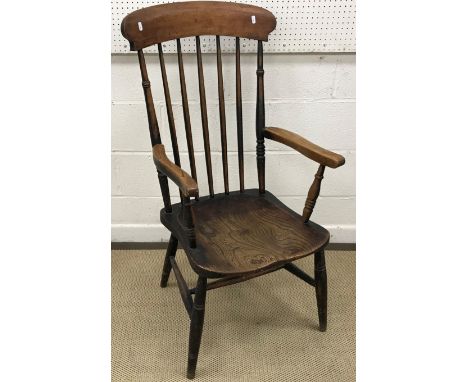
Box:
[121,2,340,376]
[161,190,330,278]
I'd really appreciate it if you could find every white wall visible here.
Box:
[111,53,355,242]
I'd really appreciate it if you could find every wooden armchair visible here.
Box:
[121,1,345,379]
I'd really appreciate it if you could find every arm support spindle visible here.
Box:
[302,164,325,223]
[153,144,199,198]
[263,127,345,222]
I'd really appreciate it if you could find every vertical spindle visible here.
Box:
[138,49,172,210]
[256,41,266,194]
[176,39,198,184]
[236,37,245,192]
[137,50,161,146]
[216,36,229,194]
[196,36,214,198]
[158,43,181,167]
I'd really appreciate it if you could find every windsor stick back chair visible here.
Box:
[121,1,346,379]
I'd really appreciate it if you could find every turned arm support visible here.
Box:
[264,127,345,168]
[264,127,345,223]
[152,144,199,198]
[153,144,198,248]
[302,164,325,223]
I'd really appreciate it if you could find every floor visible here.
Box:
[112,249,355,381]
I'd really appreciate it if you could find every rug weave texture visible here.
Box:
[112,249,355,382]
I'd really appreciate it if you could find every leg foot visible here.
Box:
[186,276,207,379]
[314,250,327,332]
[160,234,178,288]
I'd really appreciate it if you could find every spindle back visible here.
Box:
[121,1,276,200]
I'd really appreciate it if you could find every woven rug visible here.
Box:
[112,249,355,381]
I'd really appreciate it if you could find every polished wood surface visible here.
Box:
[256,41,266,193]
[121,1,276,50]
[158,44,181,167]
[314,250,327,332]
[137,50,160,146]
[157,170,172,213]
[190,263,286,293]
[152,144,198,197]
[176,39,197,183]
[235,37,245,192]
[264,126,345,168]
[196,36,214,198]
[121,2,344,378]
[216,35,229,194]
[160,234,178,287]
[182,196,197,248]
[170,255,193,316]
[187,276,207,379]
[303,164,325,222]
[161,190,330,278]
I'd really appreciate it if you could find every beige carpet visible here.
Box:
[112,249,355,382]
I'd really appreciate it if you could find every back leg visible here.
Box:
[160,234,178,288]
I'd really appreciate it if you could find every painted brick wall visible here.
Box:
[111,53,355,242]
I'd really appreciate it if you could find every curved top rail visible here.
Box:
[121,1,276,50]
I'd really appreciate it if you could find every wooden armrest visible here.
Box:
[264,127,345,168]
[152,144,198,197]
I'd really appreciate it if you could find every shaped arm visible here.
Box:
[264,127,345,168]
[264,127,345,222]
[152,144,198,198]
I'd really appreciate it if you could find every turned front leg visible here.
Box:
[314,250,327,332]
[160,234,178,288]
[187,276,207,379]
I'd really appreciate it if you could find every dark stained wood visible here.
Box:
[302,164,325,223]
[256,41,265,193]
[196,36,214,198]
[187,276,207,379]
[158,43,181,167]
[121,1,276,50]
[183,196,197,248]
[284,262,316,287]
[314,250,327,332]
[157,170,172,213]
[137,49,173,210]
[120,3,348,379]
[161,234,178,287]
[264,126,346,168]
[137,50,161,146]
[170,256,194,316]
[153,144,198,197]
[176,38,197,183]
[161,190,330,278]
[216,35,229,194]
[235,37,245,192]
[111,242,355,251]
[190,263,285,293]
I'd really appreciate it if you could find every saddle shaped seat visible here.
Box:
[121,1,346,378]
[161,189,330,278]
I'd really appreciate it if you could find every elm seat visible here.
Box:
[161,190,330,278]
[120,1,346,378]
